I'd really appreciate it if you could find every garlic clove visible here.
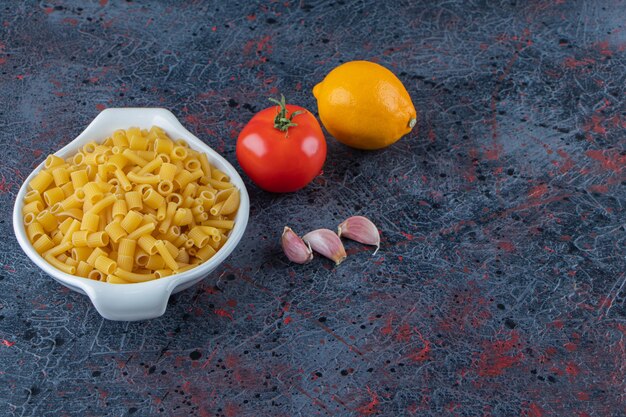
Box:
[302,229,347,265]
[338,216,380,255]
[282,226,313,264]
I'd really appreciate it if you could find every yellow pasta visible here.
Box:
[195,244,216,262]
[124,191,143,211]
[158,162,177,181]
[114,169,132,191]
[155,240,178,271]
[72,230,89,247]
[104,221,127,243]
[142,188,165,209]
[88,270,104,281]
[23,126,240,284]
[36,210,58,232]
[45,254,76,274]
[95,255,117,275]
[137,235,158,255]
[60,219,81,244]
[188,227,211,248]
[33,234,55,253]
[211,168,229,182]
[111,199,127,222]
[126,222,156,241]
[76,260,93,278]
[60,182,75,198]
[173,208,193,226]
[80,212,100,232]
[87,231,109,248]
[23,200,44,217]
[27,222,45,241]
[45,154,65,169]
[137,158,162,175]
[44,241,73,258]
[29,170,54,193]
[106,274,130,284]
[72,247,92,262]
[114,268,155,282]
[112,129,129,147]
[24,190,44,205]
[120,210,143,233]
[154,137,173,154]
[201,219,234,230]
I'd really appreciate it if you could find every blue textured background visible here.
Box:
[1,1,625,416]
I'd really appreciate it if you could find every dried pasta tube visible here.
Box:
[76,261,93,278]
[104,222,127,243]
[87,231,109,248]
[70,170,89,189]
[29,170,54,193]
[95,255,117,275]
[137,235,159,255]
[142,188,165,209]
[44,155,65,169]
[155,240,179,271]
[45,255,76,275]
[24,190,44,205]
[120,210,143,233]
[32,234,55,253]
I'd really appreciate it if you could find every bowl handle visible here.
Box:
[85,280,176,321]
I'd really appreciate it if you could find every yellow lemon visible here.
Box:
[312,60,417,150]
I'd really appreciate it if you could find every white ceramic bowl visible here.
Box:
[12,108,249,321]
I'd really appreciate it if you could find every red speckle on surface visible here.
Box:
[283,316,292,325]
[594,40,612,56]
[585,149,626,173]
[483,145,503,161]
[224,402,239,417]
[95,103,106,111]
[528,402,544,417]
[355,386,379,416]
[564,342,577,352]
[394,323,412,343]
[62,18,79,26]
[587,184,609,193]
[99,0,108,5]
[576,391,589,401]
[476,330,524,377]
[400,231,415,240]
[214,309,233,320]
[563,57,595,69]
[556,149,575,173]
[528,183,548,199]
[407,327,431,362]
[498,241,515,252]
[44,7,54,14]
[0,175,12,193]
[1,340,15,347]
[565,362,580,377]
[380,314,394,335]
[584,115,607,135]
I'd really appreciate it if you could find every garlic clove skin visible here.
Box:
[282,226,313,264]
[302,229,347,265]
[338,216,380,255]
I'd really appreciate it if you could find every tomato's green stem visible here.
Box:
[269,94,302,133]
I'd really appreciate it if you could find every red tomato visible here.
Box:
[236,96,327,193]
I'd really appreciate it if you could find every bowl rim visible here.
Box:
[12,107,249,318]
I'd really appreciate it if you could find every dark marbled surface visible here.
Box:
[1,0,625,416]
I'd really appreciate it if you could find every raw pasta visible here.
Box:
[23,126,239,284]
